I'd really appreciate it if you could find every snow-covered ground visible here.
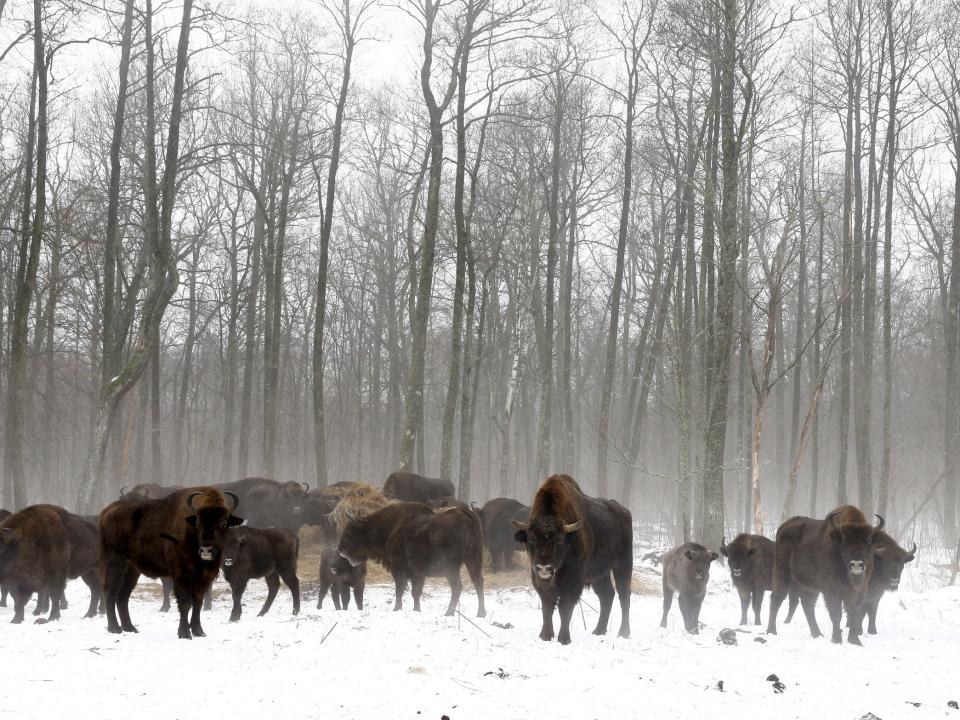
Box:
[1,556,958,719]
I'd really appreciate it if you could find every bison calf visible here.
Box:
[660,542,718,634]
[479,498,531,572]
[317,545,365,610]
[719,534,774,626]
[221,526,300,622]
[338,502,485,617]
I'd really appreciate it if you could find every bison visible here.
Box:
[0,505,90,624]
[512,474,632,645]
[337,501,485,617]
[719,534,775,626]
[99,486,243,639]
[766,505,883,645]
[0,508,10,608]
[216,477,308,531]
[660,542,718,633]
[478,497,531,572]
[220,526,300,622]
[317,545,366,611]
[382,471,455,504]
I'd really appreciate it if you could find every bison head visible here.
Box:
[874,539,916,592]
[282,482,309,515]
[512,516,581,582]
[828,512,883,585]
[337,515,370,567]
[682,545,718,583]
[222,527,245,569]
[185,491,243,562]
[719,536,754,580]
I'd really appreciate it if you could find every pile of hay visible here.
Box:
[328,482,393,535]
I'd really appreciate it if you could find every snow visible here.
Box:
[1,557,958,719]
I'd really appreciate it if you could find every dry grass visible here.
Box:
[328,483,393,536]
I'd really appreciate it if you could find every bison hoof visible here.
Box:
[34,618,48,625]
[444,609,455,617]
[178,629,193,640]
[539,630,554,642]
[558,634,571,645]
[229,616,240,623]
[159,606,170,613]
[618,629,630,640]
[868,628,877,635]
[107,624,122,634]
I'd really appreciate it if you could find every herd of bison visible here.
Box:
[0,470,916,648]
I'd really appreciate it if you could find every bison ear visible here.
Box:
[710,552,719,562]
[874,545,888,558]
[228,515,245,527]
[684,549,694,560]
[185,515,197,528]
[829,529,841,541]
[746,547,756,557]
[514,530,528,544]
[0,527,18,545]
[511,519,530,532]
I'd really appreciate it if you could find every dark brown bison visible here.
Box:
[512,474,632,644]
[479,497,531,572]
[719,534,775,625]
[784,529,916,636]
[660,542,718,633]
[317,545,366,610]
[216,477,308,531]
[99,487,243,639]
[767,505,883,645]
[221,526,300,622]
[301,482,364,527]
[0,505,74,623]
[337,501,485,617]
[382,471,455,504]
[119,484,182,500]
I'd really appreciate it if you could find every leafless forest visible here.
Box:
[0,0,958,558]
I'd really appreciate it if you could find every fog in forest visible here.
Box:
[0,0,958,571]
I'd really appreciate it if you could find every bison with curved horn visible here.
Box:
[99,487,243,639]
[767,506,882,645]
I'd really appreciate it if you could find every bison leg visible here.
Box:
[317,572,331,610]
[392,572,407,612]
[45,577,66,623]
[613,562,631,639]
[412,574,427,613]
[34,589,48,616]
[175,584,193,639]
[189,592,206,638]
[203,589,213,612]
[677,594,694,633]
[279,568,300,616]
[330,581,342,611]
[660,581,674,629]
[845,601,863,646]
[159,577,173,613]
[259,572,281,617]
[229,576,247,622]
[11,586,29,624]
[81,570,101,619]
[751,588,764,626]
[537,587,557,641]
[116,566,140,633]
[766,585,788,636]
[102,558,126,633]
[465,553,486,618]
[443,569,461,617]
[354,581,364,611]
[339,583,350,610]
[0,582,7,607]
[798,591,822,638]
[737,587,751,626]
[591,574,615,636]
[823,593,845,644]
[866,600,878,635]
[556,592,579,645]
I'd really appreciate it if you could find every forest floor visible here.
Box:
[0,543,957,719]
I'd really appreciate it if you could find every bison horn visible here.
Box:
[303,482,310,492]
[224,491,240,510]
[186,492,204,510]
[826,510,840,530]
[908,542,917,558]
[874,514,885,532]
[563,520,582,534]
[510,519,530,532]
[120,486,128,497]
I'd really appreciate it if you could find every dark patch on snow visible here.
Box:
[716,680,724,692]
[484,668,510,679]
[949,700,958,710]
[717,628,737,645]
[754,636,767,644]
[491,621,513,630]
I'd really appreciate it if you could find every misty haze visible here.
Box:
[0,0,958,717]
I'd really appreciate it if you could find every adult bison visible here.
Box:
[119,484,182,500]
[382,471,455,504]
[216,477,307,531]
[719,533,775,626]
[512,474,632,645]
[478,498,531,572]
[337,501,485,617]
[767,505,882,645]
[221,526,300,622]
[0,505,102,623]
[99,486,243,639]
